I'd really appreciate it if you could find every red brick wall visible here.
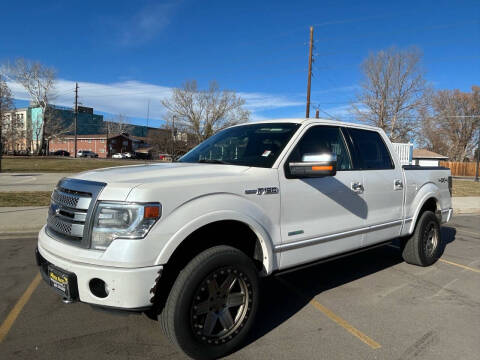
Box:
[49,138,108,158]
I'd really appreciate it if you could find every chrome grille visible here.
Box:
[47,215,72,235]
[52,190,79,208]
[46,178,105,247]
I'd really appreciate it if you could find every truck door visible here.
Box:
[346,128,404,246]
[278,125,366,269]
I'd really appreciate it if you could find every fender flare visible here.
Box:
[407,183,440,234]
[154,204,278,275]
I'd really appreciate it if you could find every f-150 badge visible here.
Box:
[245,187,279,195]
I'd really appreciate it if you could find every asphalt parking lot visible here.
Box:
[1,215,479,360]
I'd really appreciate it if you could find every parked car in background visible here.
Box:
[112,153,125,159]
[52,150,70,157]
[123,152,133,158]
[77,150,98,158]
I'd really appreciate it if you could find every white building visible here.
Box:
[2,108,30,153]
[412,149,448,167]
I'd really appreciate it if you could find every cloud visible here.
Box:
[117,2,180,46]
[7,78,304,121]
[239,92,304,110]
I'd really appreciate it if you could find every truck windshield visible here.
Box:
[178,123,301,168]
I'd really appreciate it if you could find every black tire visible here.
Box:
[402,210,441,266]
[159,246,259,360]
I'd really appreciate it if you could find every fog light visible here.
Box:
[89,278,109,298]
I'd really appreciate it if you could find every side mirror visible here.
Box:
[288,153,337,178]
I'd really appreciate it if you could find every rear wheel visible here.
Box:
[402,210,441,266]
[159,246,259,360]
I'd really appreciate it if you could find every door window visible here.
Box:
[287,126,352,170]
[348,128,394,170]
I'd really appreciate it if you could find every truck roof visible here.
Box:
[239,118,382,132]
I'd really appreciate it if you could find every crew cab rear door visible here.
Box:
[345,128,404,246]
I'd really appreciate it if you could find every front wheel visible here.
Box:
[159,246,259,360]
[402,210,441,266]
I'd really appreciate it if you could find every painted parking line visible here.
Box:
[278,278,381,350]
[308,298,382,349]
[456,229,480,238]
[388,244,480,274]
[438,259,480,274]
[0,273,41,343]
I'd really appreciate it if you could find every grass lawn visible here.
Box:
[452,179,480,197]
[0,191,52,207]
[1,156,156,173]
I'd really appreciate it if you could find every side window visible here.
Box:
[288,126,352,170]
[348,128,394,170]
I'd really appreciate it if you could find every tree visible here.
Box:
[146,127,194,158]
[105,114,133,136]
[419,86,480,161]
[351,47,427,142]
[5,58,56,155]
[161,80,249,144]
[0,75,14,172]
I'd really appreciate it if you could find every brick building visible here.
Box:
[49,133,137,158]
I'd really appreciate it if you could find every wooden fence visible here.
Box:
[440,161,479,177]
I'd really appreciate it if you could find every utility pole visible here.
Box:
[315,109,319,118]
[146,99,150,132]
[171,115,176,161]
[475,126,480,182]
[74,82,78,158]
[305,26,314,118]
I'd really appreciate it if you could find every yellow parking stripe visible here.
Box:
[439,259,480,274]
[456,229,480,237]
[309,299,382,349]
[278,278,381,349]
[0,273,41,343]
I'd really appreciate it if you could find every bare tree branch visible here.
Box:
[419,86,480,161]
[5,58,56,155]
[161,80,250,144]
[351,47,427,142]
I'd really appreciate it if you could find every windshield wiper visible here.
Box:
[198,159,231,164]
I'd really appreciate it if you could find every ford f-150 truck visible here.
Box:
[36,119,452,359]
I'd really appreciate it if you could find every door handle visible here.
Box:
[394,179,403,190]
[351,182,364,193]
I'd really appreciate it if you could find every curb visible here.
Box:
[0,230,40,239]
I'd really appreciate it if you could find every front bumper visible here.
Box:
[36,244,162,309]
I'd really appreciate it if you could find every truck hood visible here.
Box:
[71,162,250,189]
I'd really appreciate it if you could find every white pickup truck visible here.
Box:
[36,119,452,359]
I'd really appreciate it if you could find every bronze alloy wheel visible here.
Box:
[190,266,252,344]
[423,220,439,257]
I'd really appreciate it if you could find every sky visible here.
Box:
[1,0,479,127]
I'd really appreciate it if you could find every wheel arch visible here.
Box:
[408,194,441,234]
[155,210,276,275]
[148,213,275,315]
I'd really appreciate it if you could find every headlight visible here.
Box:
[91,202,161,250]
